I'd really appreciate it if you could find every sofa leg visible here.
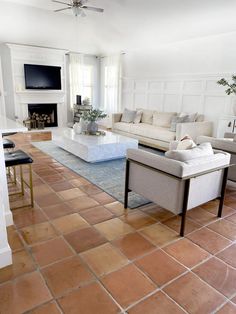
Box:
[218,167,229,218]
[124,159,130,209]
[180,179,190,237]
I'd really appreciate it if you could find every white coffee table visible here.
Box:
[52,128,138,163]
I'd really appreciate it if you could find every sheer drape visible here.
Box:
[69,53,84,108]
[101,55,122,114]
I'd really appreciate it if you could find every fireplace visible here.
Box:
[28,103,58,127]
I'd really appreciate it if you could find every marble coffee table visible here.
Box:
[53,128,138,163]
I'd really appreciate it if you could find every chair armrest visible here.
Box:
[197,136,236,154]
[224,132,235,139]
[112,113,122,129]
[176,121,213,141]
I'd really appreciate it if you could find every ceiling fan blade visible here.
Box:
[82,6,104,13]
[52,0,72,6]
[54,7,72,12]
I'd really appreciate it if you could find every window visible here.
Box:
[82,65,93,103]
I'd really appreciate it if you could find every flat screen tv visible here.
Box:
[24,64,61,90]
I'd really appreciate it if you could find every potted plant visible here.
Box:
[81,108,107,133]
[217,76,236,115]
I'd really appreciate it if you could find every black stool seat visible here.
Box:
[2,132,17,137]
[5,150,33,167]
[3,138,15,149]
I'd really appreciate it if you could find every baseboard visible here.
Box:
[0,245,12,268]
[5,210,13,226]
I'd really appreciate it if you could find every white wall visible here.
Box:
[121,32,236,135]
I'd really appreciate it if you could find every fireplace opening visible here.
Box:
[28,103,58,127]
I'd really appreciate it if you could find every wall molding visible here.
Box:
[121,73,235,136]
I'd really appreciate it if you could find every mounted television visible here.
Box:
[24,64,61,90]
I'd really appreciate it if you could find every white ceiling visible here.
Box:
[1,0,236,55]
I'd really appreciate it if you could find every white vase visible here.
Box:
[73,122,82,134]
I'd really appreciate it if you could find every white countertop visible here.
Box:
[0,115,27,133]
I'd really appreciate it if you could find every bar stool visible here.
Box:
[3,138,15,150]
[5,150,34,209]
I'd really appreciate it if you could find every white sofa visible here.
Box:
[112,109,213,150]
[125,148,230,236]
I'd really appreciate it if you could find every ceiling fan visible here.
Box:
[52,0,104,17]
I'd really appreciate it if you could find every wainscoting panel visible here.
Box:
[121,73,236,135]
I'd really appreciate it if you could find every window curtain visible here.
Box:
[101,55,122,115]
[69,53,84,108]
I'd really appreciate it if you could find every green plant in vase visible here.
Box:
[217,76,236,115]
[81,108,107,133]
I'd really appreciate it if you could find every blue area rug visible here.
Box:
[32,141,163,208]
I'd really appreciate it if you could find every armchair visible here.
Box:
[197,134,236,182]
[124,149,230,236]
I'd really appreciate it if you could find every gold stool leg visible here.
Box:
[13,166,16,184]
[29,164,34,207]
[20,165,24,196]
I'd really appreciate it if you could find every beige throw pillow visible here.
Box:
[121,108,136,123]
[165,142,213,162]
[133,110,143,124]
[137,109,153,124]
[153,112,177,128]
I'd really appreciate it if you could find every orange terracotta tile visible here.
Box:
[128,291,185,314]
[0,249,36,283]
[51,213,89,234]
[20,222,59,245]
[79,184,103,195]
[58,282,120,314]
[42,256,94,297]
[31,237,74,267]
[120,210,156,230]
[91,192,116,205]
[13,208,47,228]
[207,219,236,241]
[64,227,107,253]
[135,250,186,286]
[94,218,134,240]
[217,302,236,314]
[203,204,235,218]
[81,243,129,276]
[104,201,127,216]
[43,174,65,184]
[101,264,156,308]
[0,272,52,314]
[193,257,236,298]
[7,227,24,251]
[113,232,156,260]
[42,203,74,220]
[141,205,174,222]
[187,207,217,225]
[164,238,210,268]
[187,227,231,254]
[140,223,179,247]
[216,244,236,268]
[163,215,201,235]
[70,177,91,187]
[164,272,226,314]
[29,301,61,314]
[57,188,86,200]
[36,194,63,207]
[226,213,236,224]
[50,181,75,192]
[80,206,115,224]
[67,196,99,211]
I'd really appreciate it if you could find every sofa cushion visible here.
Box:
[113,122,132,133]
[165,142,214,162]
[170,116,189,132]
[179,112,198,122]
[121,108,137,123]
[133,110,143,124]
[131,124,176,142]
[137,109,153,124]
[153,112,177,128]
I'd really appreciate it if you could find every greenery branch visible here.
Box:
[217,76,236,95]
[81,108,107,122]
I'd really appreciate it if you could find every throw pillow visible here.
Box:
[153,112,177,128]
[137,109,153,124]
[179,112,198,122]
[176,139,196,150]
[170,116,188,132]
[121,108,136,123]
[165,142,214,162]
[133,110,143,124]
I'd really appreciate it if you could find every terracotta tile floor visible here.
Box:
[1,132,236,313]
